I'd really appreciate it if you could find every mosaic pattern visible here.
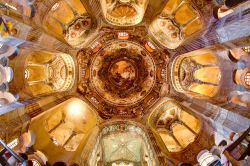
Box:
[90,41,156,106]
[87,122,158,166]
[77,29,170,119]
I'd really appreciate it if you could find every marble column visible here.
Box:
[182,99,250,144]
[174,4,250,56]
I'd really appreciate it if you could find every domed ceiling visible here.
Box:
[77,29,170,119]
[1,0,250,165]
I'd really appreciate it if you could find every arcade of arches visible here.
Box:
[0,0,250,166]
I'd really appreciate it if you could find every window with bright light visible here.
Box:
[243,47,250,53]
[31,159,41,166]
[245,72,250,86]
[7,138,18,149]
[118,32,129,40]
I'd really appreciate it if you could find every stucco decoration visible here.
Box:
[100,0,149,26]
[77,28,170,119]
[65,16,92,48]
[23,51,75,96]
[149,0,203,49]
[43,0,94,48]
[90,41,156,106]
[171,49,221,98]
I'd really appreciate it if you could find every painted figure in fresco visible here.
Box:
[110,60,136,86]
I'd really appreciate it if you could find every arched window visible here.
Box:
[31,159,41,166]
[245,72,250,86]
[118,32,129,40]
[229,48,249,61]
[7,138,18,149]
[197,150,221,166]
[148,100,201,153]
[144,41,156,53]
[234,68,250,89]
[242,46,250,53]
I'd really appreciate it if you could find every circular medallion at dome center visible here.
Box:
[89,41,156,106]
[109,60,136,88]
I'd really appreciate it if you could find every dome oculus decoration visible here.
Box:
[77,29,169,119]
[90,41,156,106]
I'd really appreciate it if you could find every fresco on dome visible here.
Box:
[100,0,149,26]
